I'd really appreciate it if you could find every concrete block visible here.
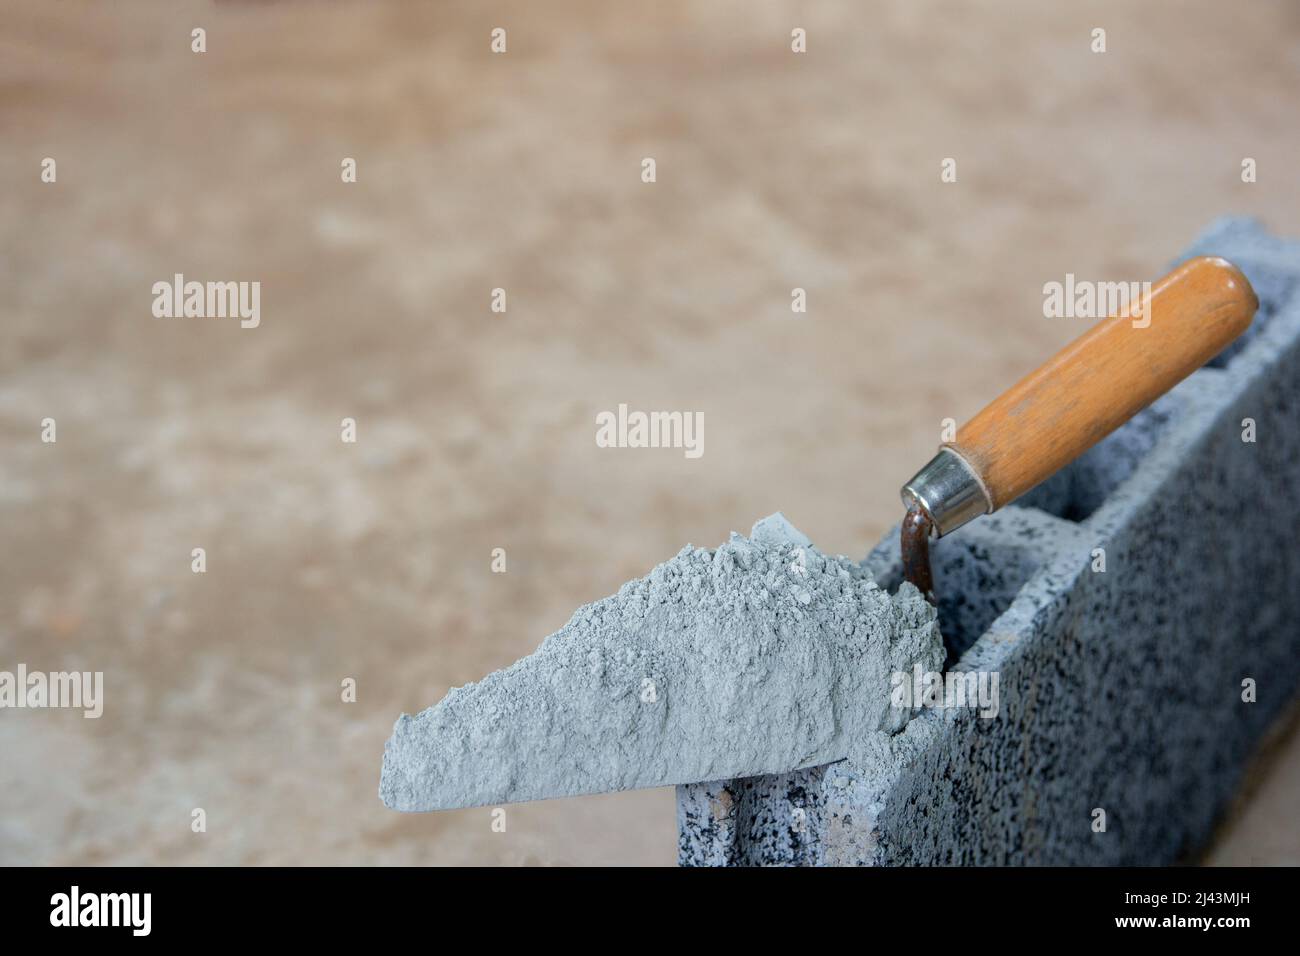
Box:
[678,218,1300,865]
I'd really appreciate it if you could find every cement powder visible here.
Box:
[380,514,944,810]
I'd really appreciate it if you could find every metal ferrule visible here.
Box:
[900,447,992,538]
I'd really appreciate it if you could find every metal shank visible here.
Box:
[900,447,991,539]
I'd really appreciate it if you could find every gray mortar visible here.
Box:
[678,218,1300,865]
[380,513,943,810]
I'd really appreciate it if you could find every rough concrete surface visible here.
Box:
[4,2,1300,865]
[678,219,1300,865]
[381,514,942,809]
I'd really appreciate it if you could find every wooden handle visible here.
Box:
[948,256,1257,510]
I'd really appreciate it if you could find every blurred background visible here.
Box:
[2,0,1298,865]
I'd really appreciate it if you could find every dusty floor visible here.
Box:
[1,1,1297,865]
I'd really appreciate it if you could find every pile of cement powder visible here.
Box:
[380,514,943,810]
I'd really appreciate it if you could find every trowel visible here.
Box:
[380,254,1257,811]
[897,255,1256,603]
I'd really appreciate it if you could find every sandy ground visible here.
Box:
[1,1,1298,865]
